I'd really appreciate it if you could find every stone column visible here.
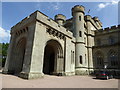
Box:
[85,16,94,74]
[19,23,40,79]
[20,21,46,79]
[72,5,86,75]
[2,31,15,74]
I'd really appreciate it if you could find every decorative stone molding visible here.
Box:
[15,27,28,36]
[46,28,65,40]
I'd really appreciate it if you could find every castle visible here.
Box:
[3,5,120,79]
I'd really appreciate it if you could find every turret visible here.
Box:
[72,5,87,75]
[72,5,85,41]
[54,14,66,26]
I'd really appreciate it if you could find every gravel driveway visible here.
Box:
[2,74,118,88]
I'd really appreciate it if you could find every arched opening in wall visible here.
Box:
[14,37,26,74]
[43,45,55,74]
[43,40,64,75]
[94,51,104,69]
[108,50,118,68]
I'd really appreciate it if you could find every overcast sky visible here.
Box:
[0,1,119,43]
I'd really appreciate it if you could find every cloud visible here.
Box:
[111,0,118,5]
[98,3,109,9]
[0,27,10,43]
[53,2,60,10]
[49,2,61,11]
[98,0,118,9]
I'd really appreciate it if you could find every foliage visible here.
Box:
[0,43,9,67]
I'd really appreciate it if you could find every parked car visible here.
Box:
[96,71,113,80]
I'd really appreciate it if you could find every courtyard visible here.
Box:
[1,73,119,88]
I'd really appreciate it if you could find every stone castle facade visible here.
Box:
[3,5,120,79]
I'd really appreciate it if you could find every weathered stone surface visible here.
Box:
[3,5,120,79]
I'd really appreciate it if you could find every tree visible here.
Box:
[0,43,9,67]
[0,43,2,68]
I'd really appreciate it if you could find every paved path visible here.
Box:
[2,74,118,88]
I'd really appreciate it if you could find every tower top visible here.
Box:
[54,14,66,22]
[72,5,85,15]
[93,17,99,21]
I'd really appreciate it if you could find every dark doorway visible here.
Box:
[14,38,26,74]
[43,44,55,75]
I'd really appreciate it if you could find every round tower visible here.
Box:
[72,5,87,75]
[54,14,66,26]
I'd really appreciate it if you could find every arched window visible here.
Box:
[108,50,118,67]
[95,51,104,67]
[79,31,82,37]
[79,16,81,21]
[71,51,74,64]
[79,55,82,64]
[109,36,115,45]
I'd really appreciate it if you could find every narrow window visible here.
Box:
[20,30,23,33]
[23,29,25,33]
[71,51,74,64]
[71,51,72,64]
[72,51,74,64]
[79,31,82,37]
[79,16,81,21]
[80,55,82,64]
[84,38,86,44]
[85,54,86,64]
[26,27,28,31]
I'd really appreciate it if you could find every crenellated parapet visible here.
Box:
[93,17,102,27]
[11,10,73,38]
[85,15,101,30]
[54,14,66,26]
[72,5,85,15]
[54,14,66,21]
[95,25,120,35]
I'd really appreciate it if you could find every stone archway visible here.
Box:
[43,40,64,75]
[14,37,26,74]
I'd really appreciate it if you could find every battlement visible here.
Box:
[93,17,102,27]
[54,14,66,26]
[72,5,85,15]
[95,25,120,34]
[84,15,101,30]
[54,14,66,21]
[11,10,39,31]
[11,10,73,38]
[93,17,99,21]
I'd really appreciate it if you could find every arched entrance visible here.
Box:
[43,40,64,75]
[14,37,26,74]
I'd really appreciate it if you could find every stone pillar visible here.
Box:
[72,5,87,75]
[85,15,95,74]
[20,21,46,79]
[19,24,36,79]
[2,31,16,74]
